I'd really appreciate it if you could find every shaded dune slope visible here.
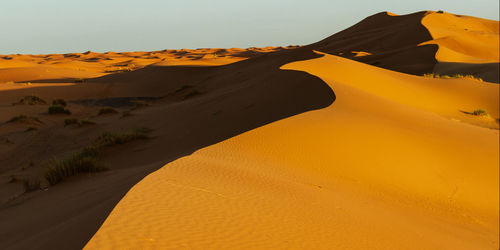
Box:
[309,11,499,82]
[0,48,333,250]
[309,11,438,75]
[86,52,499,249]
[0,10,498,250]
[422,12,500,82]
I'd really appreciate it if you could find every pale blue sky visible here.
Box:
[1,0,498,54]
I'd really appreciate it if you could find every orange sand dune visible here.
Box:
[309,11,499,82]
[1,10,498,250]
[421,12,500,82]
[421,12,499,63]
[0,47,293,84]
[0,47,331,250]
[85,52,499,249]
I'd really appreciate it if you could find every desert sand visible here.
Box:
[84,51,499,249]
[0,11,498,250]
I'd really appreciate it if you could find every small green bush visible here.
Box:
[52,99,67,107]
[472,109,488,116]
[48,104,71,115]
[12,95,46,105]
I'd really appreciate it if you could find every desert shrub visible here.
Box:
[472,109,488,116]
[48,104,71,115]
[45,153,104,185]
[423,73,483,82]
[13,95,46,105]
[94,128,150,146]
[7,115,43,125]
[44,128,151,185]
[52,98,67,107]
[98,107,118,115]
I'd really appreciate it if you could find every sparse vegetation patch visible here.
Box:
[423,73,483,82]
[12,95,46,105]
[44,128,151,185]
[6,115,43,125]
[472,109,488,116]
[48,104,71,115]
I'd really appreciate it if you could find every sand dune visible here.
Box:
[421,12,500,82]
[85,52,499,249]
[309,11,499,82]
[0,47,332,250]
[421,12,499,63]
[0,47,293,83]
[0,10,498,250]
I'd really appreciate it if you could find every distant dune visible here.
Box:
[0,11,498,250]
[309,11,499,82]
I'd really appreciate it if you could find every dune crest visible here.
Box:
[1,10,498,250]
[85,52,499,249]
[421,11,499,63]
[309,11,499,82]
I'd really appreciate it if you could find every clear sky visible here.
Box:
[1,0,498,54]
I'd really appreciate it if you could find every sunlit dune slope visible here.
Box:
[0,47,333,250]
[421,12,500,82]
[85,52,499,249]
[421,12,499,63]
[310,11,438,75]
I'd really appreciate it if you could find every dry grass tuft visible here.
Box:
[44,128,152,185]
[423,73,483,82]
[12,95,47,105]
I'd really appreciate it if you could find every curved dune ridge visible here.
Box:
[0,10,498,250]
[309,11,499,82]
[421,12,499,63]
[85,52,499,249]
[421,12,500,82]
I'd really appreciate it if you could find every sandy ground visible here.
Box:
[0,10,498,250]
[85,52,499,249]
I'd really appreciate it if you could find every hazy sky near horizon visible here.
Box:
[1,0,498,54]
